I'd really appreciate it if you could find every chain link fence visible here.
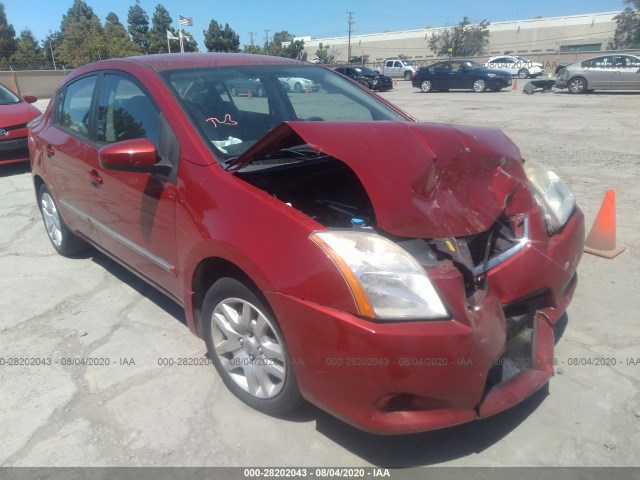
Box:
[0,68,72,99]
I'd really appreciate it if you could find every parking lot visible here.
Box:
[1,80,639,468]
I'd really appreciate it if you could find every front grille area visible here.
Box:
[486,324,534,390]
[466,218,522,274]
[0,137,29,161]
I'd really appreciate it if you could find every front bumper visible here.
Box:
[555,78,569,89]
[267,206,584,434]
[0,133,30,164]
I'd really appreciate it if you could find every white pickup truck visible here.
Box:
[374,58,417,80]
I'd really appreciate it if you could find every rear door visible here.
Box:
[87,73,180,298]
[613,55,640,89]
[41,74,100,242]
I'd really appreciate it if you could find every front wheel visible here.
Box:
[202,278,303,415]
[38,184,88,256]
[568,77,587,94]
[294,82,303,93]
[473,78,487,92]
[404,71,413,81]
[420,79,433,93]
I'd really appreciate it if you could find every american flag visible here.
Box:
[179,15,193,26]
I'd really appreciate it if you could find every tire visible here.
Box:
[403,71,413,81]
[256,86,264,97]
[202,277,303,415]
[420,79,433,93]
[568,77,587,94]
[518,68,529,79]
[38,184,88,256]
[473,78,487,92]
[230,86,238,97]
[294,82,303,93]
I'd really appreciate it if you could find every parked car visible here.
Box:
[374,58,416,80]
[279,76,320,93]
[335,66,393,91]
[227,78,265,97]
[555,54,640,93]
[29,53,583,434]
[484,55,544,79]
[412,60,512,93]
[0,82,41,165]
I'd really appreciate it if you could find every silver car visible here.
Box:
[556,54,640,94]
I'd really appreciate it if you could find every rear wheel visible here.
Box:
[568,77,587,94]
[38,184,87,256]
[473,78,487,92]
[518,68,529,79]
[202,278,303,415]
[294,82,303,93]
[420,79,433,93]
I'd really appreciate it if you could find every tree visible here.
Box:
[148,4,176,53]
[127,0,150,54]
[103,12,140,58]
[203,20,240,52]
[264,30,304,59]
[612,0,640,49]
[42,31,63,69]
[0,3,17,64]
[243,44,264,55]
[315,43,336,64]
[57,0,104,67]
[11,29,42,69]
[428,17,490,57]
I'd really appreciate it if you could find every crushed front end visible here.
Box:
[234,120,584,433]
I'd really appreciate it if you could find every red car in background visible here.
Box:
[28,53,584,434]
[0,82,40,165]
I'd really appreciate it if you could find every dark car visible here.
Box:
[227,77,265,97]
[335,66,393,91]
[0,82,41,165]
[29,53,583,434]
[412,60,513,93]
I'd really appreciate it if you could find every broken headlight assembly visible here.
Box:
[523,159,575,234]
[310,231,449,321]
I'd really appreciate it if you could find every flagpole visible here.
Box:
[180,32,184,53]
[167,37,171,53]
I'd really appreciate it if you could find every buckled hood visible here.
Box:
[230,121,532,238]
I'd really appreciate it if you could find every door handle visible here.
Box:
[88,170,103,186]
[45,144,54,157]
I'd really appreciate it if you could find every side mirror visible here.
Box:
[99,138,169,174]
[23,95,38,104]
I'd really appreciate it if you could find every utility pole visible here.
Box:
[264,29,271,46]
[347,12,354,61]
[248,32,256,45]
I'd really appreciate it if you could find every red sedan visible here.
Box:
[28,53,584,434]
[0,82,41,164]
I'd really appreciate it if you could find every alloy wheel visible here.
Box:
[210,297,286,399]
[40,192,62,248]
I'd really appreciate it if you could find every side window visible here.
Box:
[56,75,98,140]
[386,61,393,68]
[96,75,160,146]
[394,61,402,68]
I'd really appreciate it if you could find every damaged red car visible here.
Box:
[29,53,584,434]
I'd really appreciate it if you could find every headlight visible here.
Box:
[487,73,497,78]
[310,231,448,320]
[524,159,575,234]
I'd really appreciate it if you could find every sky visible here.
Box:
[5,0,628,49]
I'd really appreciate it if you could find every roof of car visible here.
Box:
[69,53,307,77]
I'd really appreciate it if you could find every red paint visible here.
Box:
[29,54,584,434]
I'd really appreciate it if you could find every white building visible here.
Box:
[302,11,620,65]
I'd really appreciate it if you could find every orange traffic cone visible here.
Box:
[248,90,252,100]
[512,78,518,90]
[584,189,626,259]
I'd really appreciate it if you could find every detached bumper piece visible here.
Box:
[523,80,556,94]
[478,313,554,418]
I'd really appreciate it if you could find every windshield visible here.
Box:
[0,84,20,105]
[357,67,378,76]
[402,60,413,66]
[162,65,407,161]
